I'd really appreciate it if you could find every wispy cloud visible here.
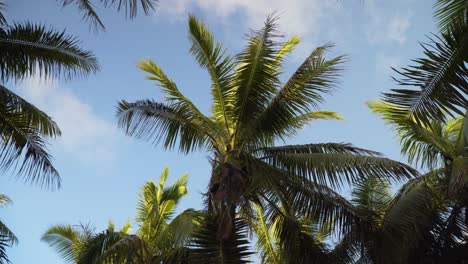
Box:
[157,0,351,59]
[365,1,411,45]
[17,77,119,163]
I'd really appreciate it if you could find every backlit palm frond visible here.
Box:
[0,22,99,81]
[250,203,280,264]
[58,0,106,32]
[0,87,61,188]
[247,44,346,145]
[189,215,252,264]
[369,101,457,168]
[382,21,468,124]
[247,158,361,236]
[0,2,6,25]
[188,15,235,132]
[101,0,157,19]
[41,224,93,262]
[232,14,282,147]
[434,0,468,33]
[116,99,218,153]
[258,143,417,188]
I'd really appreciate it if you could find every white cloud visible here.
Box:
[17,76,119,163]
[157,0,350,58]
[365,1,411,45]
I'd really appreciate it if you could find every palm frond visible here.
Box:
[232,14,281,146]
[0,2,6,25]
[0,85,61,188]
[188,15,235,133]
[189,215,252,264]
[58,0,106,32]
[434,0,468,33]
[41,224,83,262]
[250,203,280,264]
[382,21,468,124]
[247,44,346,145]
[0,22,99,81]
[258,143,417,188]
[369,101,458,168]
[116,99,218,153]
[101,0,157,19]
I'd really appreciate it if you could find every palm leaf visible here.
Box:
[434,0,468,33]
[232,14,281,147]
[188,15,235,133]
[382,21,468,124]
[117,100,218,153]
[58,0,106,31]
[0,86,61,188]
[247,44,346,146]
[189,215,252,264]
[0,22,98,81]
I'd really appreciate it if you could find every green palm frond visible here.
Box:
[434,0,468,33]
[232,14,281,146]
[41,223,95,263]
[0,22,98,81]
[58,0,105,31]
[250,203,280,264]
[273,36,300,69]
[188,15,235,132]
[189,215,252,264]
[0,86,61,188]
[369,101,458,168]
[247,44,346,146]
[382,20,468,124]
[0,196,17,263]
[117,100,217,153]
[259,144,417,188]
[59,0,158,31]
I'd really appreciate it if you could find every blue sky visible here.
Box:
[3,0,435,262]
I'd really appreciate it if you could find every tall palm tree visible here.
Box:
[116,15,418,262]
[42,168,200,263]
[0,4,98,188]
[0,195,17,264]
[382,0,467,124]
[57,0,159,31]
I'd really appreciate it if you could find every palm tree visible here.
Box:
[0,4,98,189]
[367,101,468,262]
[116,15,418,262]
[43,168,200,263]
[0,195,17,264]
[57,0,159,31]
[381,0,467,124]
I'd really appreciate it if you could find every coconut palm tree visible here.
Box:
[381,0,467,124]
[116,15,418,262]
[0,195,17,264]
[56,0,159,31]
[367,101,468,262]
[42,168,200,263]
[0,3,98,189]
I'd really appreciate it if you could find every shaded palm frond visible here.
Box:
[0,22,99,81]
[382,21,468,124]
[434,0,468,33]
[189,215,252,264]
[117,99,217,153]
[58,0,106,31]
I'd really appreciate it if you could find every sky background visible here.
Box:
[3,0,436,262]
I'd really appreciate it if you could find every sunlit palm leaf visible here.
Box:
[188,15,235,133]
